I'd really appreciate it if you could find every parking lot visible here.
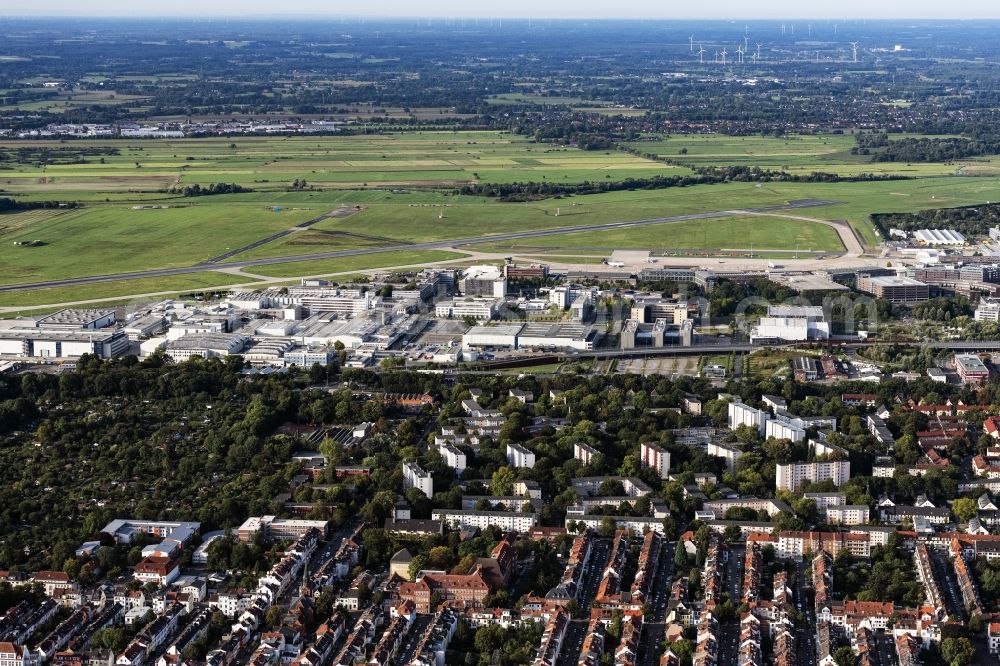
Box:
[617,356,702,377]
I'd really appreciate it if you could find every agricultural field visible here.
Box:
[0,131,679,200]
[625,133,985,177]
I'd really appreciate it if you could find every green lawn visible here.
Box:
[0,272,254,309]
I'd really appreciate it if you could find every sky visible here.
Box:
[4,0,1000,19]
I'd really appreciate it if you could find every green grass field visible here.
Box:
[0,204,320,285]
[464,214,844,253]
[0,272,255,309]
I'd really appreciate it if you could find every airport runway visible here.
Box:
[0,199,841,293]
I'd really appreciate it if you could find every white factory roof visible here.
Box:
[914,229,966,245]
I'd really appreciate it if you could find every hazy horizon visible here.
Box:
[4,0,1000,20]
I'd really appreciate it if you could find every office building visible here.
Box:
[856,274,929,303]
[955,354,990,386]
[459,266,507,298]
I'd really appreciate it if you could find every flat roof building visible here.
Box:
[857,274,929,303]
[956,354,990,386]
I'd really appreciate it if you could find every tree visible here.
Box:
[952,497,978,524]
[674,544,689,569]
[491,467,516,496]
[723,525,742,543]
[264,605,284,629]
[941,637,975,666]
[833,646,857,666]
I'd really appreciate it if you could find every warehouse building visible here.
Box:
[913,229,966,245]
[750,305,830,343]
[462,322,598,351]
[0,327,129,359]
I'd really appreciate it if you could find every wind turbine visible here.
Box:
[714,50,719,64]
[744,36,750,52]
[721,48,727,65]
[690,35,695,52]
[697,45,706,63]
[736,45,744,64]
[751,53,757,65]
[851,41,859,63]
[781,23,786,36]
[756,43,763,60]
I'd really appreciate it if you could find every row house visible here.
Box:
[293,620,342,666]
[594,531,630,607]
[34,606,94,661]
[546,534,590,601]
[773,625,796,666]
[332,606,383,666]
[739,613,762,666]
[408,607,459,666]
[531,610,569,666]
[896,633,923,666]
[914,544,946,620]
[157,609,211,666]
[578,620,605,666]
[615,614,642,666]
[949,539,983,618]
[973,455,1000,478]
[813,551,832,616]
[0,599,59,645]
[367,612,413,666]
[741,543,762,605]
[631,532,662,603]
[855,627,876,666]
[703,541,724,606]
[693,609,718,666]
